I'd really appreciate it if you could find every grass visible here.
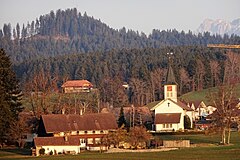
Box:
[1,132,240,160]
[180,83,240,105]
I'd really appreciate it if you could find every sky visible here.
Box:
[1,0,239,35]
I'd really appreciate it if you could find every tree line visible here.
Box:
[0,8,240,63]
[15,46,240,108]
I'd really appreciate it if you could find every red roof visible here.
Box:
[188,101,202,109]
[40,113,118,133]
[61,80,93,88]
[155,113,181,124]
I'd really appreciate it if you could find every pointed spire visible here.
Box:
[166,53,177,85]
[166,64,176,85]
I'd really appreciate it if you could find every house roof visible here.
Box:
[34,134,104,146]
[155,113,181,124]
[40,113,118,133]
[173,100,194,111]
[188,100,203,109]
[61,80,93,88]
[150,99,193,111]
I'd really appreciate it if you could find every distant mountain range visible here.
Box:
[197,18,240,36]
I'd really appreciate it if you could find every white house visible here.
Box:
[188,101,216,120]
[151,61,193,132]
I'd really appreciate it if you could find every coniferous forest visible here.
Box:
[0,8,240,108]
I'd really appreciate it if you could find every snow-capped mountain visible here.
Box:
[197,18,240,36]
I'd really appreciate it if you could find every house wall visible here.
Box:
[36,145,80,156]
[154,100,185,131]
[63,87,91,93]
[53,130,109,137]
[155,100,183,114]
[156,123,181,131]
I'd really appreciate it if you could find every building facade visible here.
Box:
[151,59,193,132]
[34,113,117,156]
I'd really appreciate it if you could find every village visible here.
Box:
[13,60,239,157]
[1,2,240,159]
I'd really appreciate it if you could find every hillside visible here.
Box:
[0,8,239,64]
[0,8,239,108]
[180,83,240,105]
[145,83,240,110]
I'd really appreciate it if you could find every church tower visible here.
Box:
[164,54,177,102]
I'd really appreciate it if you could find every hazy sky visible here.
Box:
[1,0,239,34]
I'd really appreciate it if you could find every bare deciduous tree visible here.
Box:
[196,59,205,91]
[24,69,59,117]
[179,67,190,94]
[223,51,240,84]
[208,85,239,144]
[209,60,220,87]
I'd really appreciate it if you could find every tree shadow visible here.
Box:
[0,148,32,156]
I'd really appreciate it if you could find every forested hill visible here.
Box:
[0,8,240,63]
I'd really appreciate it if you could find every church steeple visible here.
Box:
[164,53,177,102]
[166,63,177,85]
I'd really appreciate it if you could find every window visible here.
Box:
[95,138,101,144]
[87,138,93,144]
[163,124,172,128]
[84,131,88,134]
[80,139,85,143]
[92,131,95,134]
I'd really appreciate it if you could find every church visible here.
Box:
[151,58,193,132]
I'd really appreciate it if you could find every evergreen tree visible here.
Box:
[118,106,126,128]
[184,115,191,129]
[0,48,23,145]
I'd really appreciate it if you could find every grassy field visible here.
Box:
[180,83,240,105]
[1,132,240,160]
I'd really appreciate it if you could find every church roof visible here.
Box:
[165,64,177,85]
[155,113,181,124]
[150,99,193,111]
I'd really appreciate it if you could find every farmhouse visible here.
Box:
[151,61,193,132]
[34,113,117,156]
[61,80,93,93]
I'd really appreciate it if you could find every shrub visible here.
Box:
[39,148,45,155]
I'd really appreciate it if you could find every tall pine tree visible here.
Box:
[0,48,23,145]
[118,106,126,128]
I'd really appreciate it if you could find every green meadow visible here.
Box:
[1,132,240,160]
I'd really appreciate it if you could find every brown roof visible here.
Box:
[155,113,181,124]
[171,99,194,111]
[189,101,202,109]
[61,80,93,88]
[34,135,104,146]
[41,113,117,133]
